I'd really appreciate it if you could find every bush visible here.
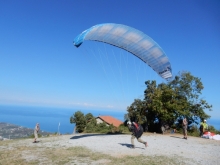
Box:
[208,125,220,134]
[118,124,129,133]
[95,123,111,133]
[187,124,200,137]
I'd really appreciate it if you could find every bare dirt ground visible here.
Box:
[1,132,219,165]
[67,133,220,164]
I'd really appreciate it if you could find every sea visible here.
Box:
[0,104,219,134]
[0,104,125,134]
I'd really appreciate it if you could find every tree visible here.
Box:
[70,111,86,133]
[84,113,97,133]
[126,99,148,131]
[127,99,147,124]
[127,71,212,132]
[85,113,94,123]
[168,72,212,124]
[141,80,177,132]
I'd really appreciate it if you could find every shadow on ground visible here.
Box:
[170,136,184,139]
[70,133,126,140]
[118,143,145,149]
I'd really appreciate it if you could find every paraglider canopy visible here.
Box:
[73,23,172,79]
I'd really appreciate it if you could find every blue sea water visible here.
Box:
[0,105,219,134]
[208,119,220,130]
[0,105,125,134]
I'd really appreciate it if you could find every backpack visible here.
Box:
[132,122,143,138]
[133,122,140,131]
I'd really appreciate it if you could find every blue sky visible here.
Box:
[0,0,220,119]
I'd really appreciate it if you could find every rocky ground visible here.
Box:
[1,132,219,165]
[60,133,220,164]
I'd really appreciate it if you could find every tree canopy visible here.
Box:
[127,72,212,132]
[70,111,86,133]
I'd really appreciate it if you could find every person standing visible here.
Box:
[33,123,40,143]
[200,119,208,137]
[127,121,147,149]
[203,120,208,131]
[182,118,188,139]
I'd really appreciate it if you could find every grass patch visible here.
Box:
[0,139,188,165]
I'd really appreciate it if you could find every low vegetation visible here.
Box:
[70,111,130,134]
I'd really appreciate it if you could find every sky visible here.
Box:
[0,0,220,119]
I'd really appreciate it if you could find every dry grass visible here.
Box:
[0,137,187,165]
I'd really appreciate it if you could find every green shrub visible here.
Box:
[208,125,220,134]
[118,124,129,133]
[187,124,200,137]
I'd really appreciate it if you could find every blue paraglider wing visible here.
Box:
[73,23,172,79]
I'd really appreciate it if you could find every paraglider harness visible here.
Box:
[129,122,143,138]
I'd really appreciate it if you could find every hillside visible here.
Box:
[0,122,51,139]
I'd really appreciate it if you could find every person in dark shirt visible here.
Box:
[127,121,147,149]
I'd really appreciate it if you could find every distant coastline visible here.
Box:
[0,122,51,139]
[0,104,125,134]
[0,104,219,134]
